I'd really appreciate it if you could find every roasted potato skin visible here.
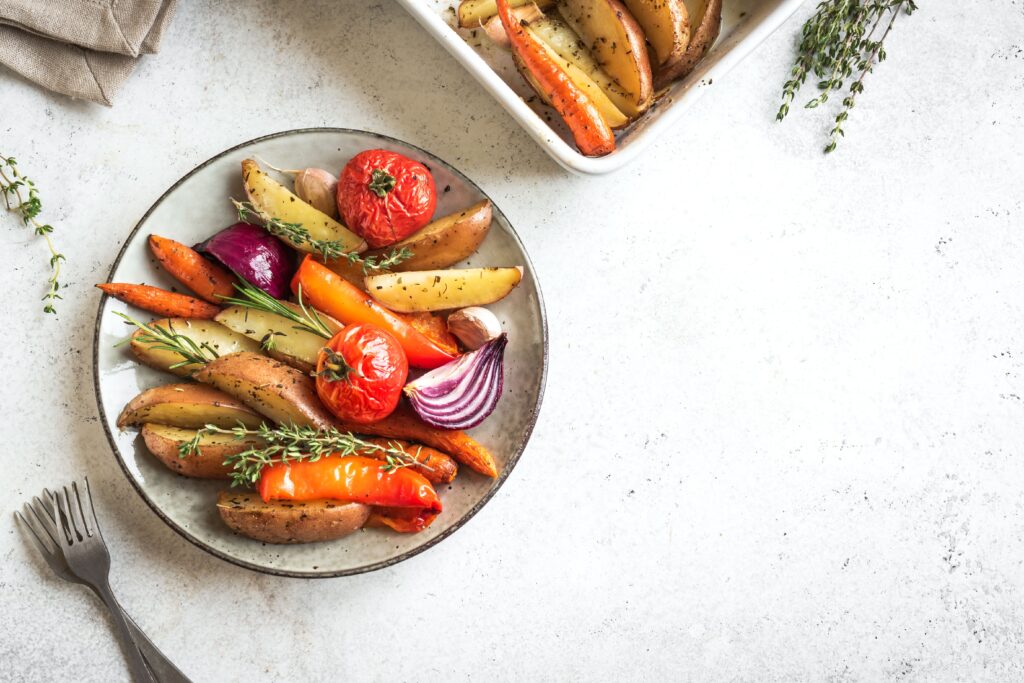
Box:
[558,0,654,111]
[117,383,264,430]
[194,351,336,429]
[217,491,370,544]
[653,0,722,88]
[141,423,261,479]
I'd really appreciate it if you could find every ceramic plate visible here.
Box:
[93,129,547,577]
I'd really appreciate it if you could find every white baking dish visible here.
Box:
[398,0,805,175]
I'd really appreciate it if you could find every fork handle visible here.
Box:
[101,591,192,683]
[94,581,158,683]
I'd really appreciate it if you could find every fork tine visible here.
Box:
[77,478,99,537]
[53,487,74,544]
[27,498,61,550]
[15,508,56,556]
[63,485,86,541]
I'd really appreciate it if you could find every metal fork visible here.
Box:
[15,488,191,683]
[29,479,157,682]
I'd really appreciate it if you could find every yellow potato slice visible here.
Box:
[558,0,653,111]
[242,159,366,255]
[130,318,260,377]
[117,383,264,430]
[364,267,524,313]
[622,0,691,68]
[528,16,641,119]
[214,305,341,372]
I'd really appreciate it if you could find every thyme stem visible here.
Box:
[777,0,918,153]
[179,422,431,487]
[0,156,64,313]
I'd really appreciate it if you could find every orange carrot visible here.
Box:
[360,438,458,485]
[97,283,220,319]
[496,0,615,157]
[148,234,237,303]
[335,405,498,478]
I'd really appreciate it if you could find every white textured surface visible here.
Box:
[2,1,1024,681]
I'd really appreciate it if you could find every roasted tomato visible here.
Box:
[315,324,409,424]
[338,149,437,249]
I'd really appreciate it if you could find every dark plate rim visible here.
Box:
[92,127,548,579]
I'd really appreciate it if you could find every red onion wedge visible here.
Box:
[403,334,507,430]
[195,222,294,299]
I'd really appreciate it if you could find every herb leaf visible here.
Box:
[0,156,63,313]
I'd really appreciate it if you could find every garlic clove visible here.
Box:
[447,307,503,350]
[293,168,339,218]
[482,4,547,49]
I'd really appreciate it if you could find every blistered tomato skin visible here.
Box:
[316,324,409,424]
[338,149,437,249]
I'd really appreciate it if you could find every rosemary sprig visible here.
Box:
[0,155,64,313]
[114,312,219,369]
[232,198,413,273]
[777,0,917,152]
[218,280,334,339]
[179,422,431,487]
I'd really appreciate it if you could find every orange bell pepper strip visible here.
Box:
[367,506,440,533]
[291,255,456,369]
[496,0,615,157]
[258,455,442,517]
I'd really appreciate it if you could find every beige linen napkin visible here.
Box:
[0,0,176,105]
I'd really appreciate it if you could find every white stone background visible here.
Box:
[2,1,1024,681]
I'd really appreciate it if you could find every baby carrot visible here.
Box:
[97,283,220,319]
[148,234,237,303]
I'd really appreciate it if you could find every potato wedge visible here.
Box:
[242,159,366,255]
[622,0,691,68]
[653,0,721,88]
[214,305,341,373]
[117,383,264,430]
[458,0,554,27]
[558,0,653,112]
[324,200,494,286]
[522,33,630,129]
[217,491,370,544]
[365,267,523,313]
[141,423,263,479]
[527,16,642,119]
[194,351,335,429]
[377,200,493,271]
[130,318,260,377]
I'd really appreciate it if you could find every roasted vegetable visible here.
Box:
[148,234,238,304]
[97,283,220,319]
[217,491,370,544]
[117,383,263,430]
[292,256,456,370]
[364,267,523,313]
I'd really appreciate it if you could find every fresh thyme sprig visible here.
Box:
[778,0,918,153]
[218,280,334,339]
[0,155,64,313]
[341,246,414,274]
[114,312,219,369]
[179,422,431,487]
[231,198,413,273]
